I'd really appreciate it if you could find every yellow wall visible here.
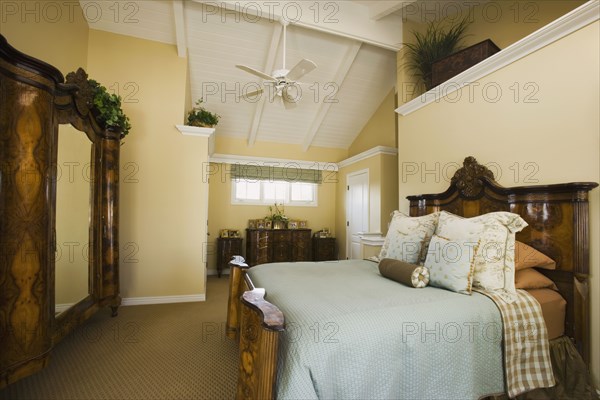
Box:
[0,2,89,73]
[396,20,599,387]
[348,89,397,157]
[0,3,92,305]
[86,30,209,299]
[462,0,586,49]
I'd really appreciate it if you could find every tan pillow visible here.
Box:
[515,268,557,290]
[515,241,556,270]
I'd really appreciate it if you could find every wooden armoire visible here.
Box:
[0,35,121,387]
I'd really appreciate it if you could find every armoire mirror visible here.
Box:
[54,124,92,314]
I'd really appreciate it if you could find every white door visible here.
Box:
[346,170,369,259]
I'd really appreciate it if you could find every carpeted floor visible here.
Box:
[0,276,238,400]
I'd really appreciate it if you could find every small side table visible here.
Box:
[216,237,243,277]
[312,237,337,261]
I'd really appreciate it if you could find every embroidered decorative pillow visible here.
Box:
[435,211,528,300]
[378,212,439,264]
[424,234,478,295]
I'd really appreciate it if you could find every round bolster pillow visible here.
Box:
[378,258,430,288]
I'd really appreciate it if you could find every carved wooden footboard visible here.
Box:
[226,258,284,400]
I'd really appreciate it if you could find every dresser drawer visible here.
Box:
[272,230,291,242]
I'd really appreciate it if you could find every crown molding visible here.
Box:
[396,0,600,116]
[337,146,398,168]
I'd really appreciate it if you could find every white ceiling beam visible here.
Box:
[368,1,409,20]
[192,0,403,51]
[247,23,283,146]
[172,0,187,58]
[302,41,362,151]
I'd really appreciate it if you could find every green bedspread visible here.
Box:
[248,259,505,400]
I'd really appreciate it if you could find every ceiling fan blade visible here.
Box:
[236,65,276,81]
[286,59,317,81]
[239,88,264,100]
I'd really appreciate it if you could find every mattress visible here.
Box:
[527,288,566,340]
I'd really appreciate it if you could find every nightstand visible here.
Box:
[216,237,243,277]
[312,237,337,261]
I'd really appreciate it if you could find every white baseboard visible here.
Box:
[57,287,220,311]
[122,294,206,306]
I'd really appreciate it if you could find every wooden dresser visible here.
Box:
[246,229,312,266]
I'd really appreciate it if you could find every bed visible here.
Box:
[226,156,598,399]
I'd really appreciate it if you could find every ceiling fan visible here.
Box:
[236,21,317,109]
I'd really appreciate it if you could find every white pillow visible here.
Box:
[425,234,479,295]
[378,212,439,264]
[435,211,528,301]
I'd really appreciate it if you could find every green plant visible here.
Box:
[266,203,288,223]
[187,98,220,127]
[88,80,131,136]
[403,18,471,90]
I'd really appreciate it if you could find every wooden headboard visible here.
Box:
[407,156,598,364]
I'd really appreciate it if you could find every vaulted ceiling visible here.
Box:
[79,1,409,150]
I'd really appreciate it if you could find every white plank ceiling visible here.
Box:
[79,0,401,151]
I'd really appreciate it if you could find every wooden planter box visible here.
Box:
[431,39,500,88]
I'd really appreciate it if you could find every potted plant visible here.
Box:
[266,203,289,230]
[403,18,471,91]
[186,98,220,128]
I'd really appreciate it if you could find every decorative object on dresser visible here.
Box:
[216,237,243,278]
[431,39,500,88]
[312,236,337,261]
[245,229,311,266]
[0,35,123,388]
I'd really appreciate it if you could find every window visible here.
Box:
[230,163,321,206]
[232,180,318,206]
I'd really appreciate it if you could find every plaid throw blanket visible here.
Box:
[478,289,555,398]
